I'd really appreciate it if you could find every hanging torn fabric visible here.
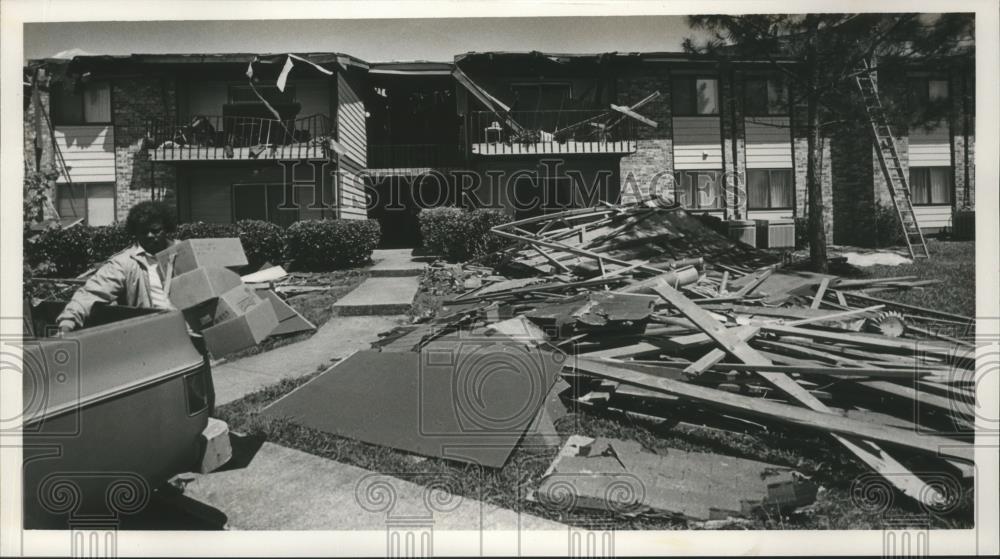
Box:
[276,56,295,92]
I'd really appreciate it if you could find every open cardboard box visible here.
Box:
[157,238,248,276]
[201,298,279,358]
[167,267,244,310]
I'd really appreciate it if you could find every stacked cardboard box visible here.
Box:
[159,239,278,357]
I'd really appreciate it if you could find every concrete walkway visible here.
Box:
[213,314,407,406]
[182,442,564,533]
[367,248,428,277]
[331,249,427,316]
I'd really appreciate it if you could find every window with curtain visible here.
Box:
[674,170,723,209]
[746,169,793,210]
[51,82,111,125]
[909,167,952,205]
[744,77,788,116]
[672,77,719,116]
[56,182,115,225]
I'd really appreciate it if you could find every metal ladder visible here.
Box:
[854,59,930,259]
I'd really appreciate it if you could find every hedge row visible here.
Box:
[418,207,512,262]
[24,218,381,278]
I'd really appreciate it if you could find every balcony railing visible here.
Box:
[366,143,464,170]
[470,110,637,156]
[142,114,332,161]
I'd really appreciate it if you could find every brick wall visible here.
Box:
[23,71,59,222]
[616,70,672,203]
[112,76,179,221]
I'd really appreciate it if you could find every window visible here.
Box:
[908,77,949,108]
[674,170,724,210]
[909,167,952,205]
[747,169,793,210]
[233,183,300,227]
[744,77,788,116]
[51,82,111,125]
[672,77,719,116]
[56,183,115,226]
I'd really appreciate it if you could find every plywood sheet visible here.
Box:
[262,346,565,467]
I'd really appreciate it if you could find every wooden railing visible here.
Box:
[142,114,332,160]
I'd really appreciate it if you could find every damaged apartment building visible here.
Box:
[24,49,975,248]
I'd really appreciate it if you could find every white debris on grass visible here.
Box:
[839,251,913,267]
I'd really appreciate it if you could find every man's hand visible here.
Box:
[57,320,76,336]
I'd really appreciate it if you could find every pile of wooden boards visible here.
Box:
[373,199,975,520]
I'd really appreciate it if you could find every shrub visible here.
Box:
[419,207,512,262]
[25,225,94,277]
[871,203,905,247]
[176,221,238,240]
[285,219,381,271]
[235,220,286,269]
[90,223,133,263]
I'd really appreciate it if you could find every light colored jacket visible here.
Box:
[56,243,174,329]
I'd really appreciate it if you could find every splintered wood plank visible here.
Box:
[762,323,962,358]
[811,277,831,309]
[572,358,972,463]
[648,280,951,506]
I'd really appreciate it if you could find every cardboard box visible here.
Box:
[167,267,243,310]
[157,238,248,277]
[201,298,278,357]
[182,284,263,330]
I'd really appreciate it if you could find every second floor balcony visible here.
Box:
[470,110,638,156]
[142,114,332,161]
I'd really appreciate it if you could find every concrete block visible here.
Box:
[198,417,233,474]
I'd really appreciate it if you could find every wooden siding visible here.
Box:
[54,126,115,184]
[672,117,723,170]
[337,73,367,167]
[338,157,369,220]
[745,117,793,169]
[913,205,952,229]
[909,125,951,167]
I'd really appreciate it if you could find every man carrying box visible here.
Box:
[57,201,180,333]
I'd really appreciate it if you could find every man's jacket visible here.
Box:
[56,243,172,329]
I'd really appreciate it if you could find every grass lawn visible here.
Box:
[852,240,976,318]
[213,241,976,529]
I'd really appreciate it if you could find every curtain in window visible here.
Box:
[769,170,793,208]
[929,167,951,204]
[909,168,930,204]
[695,171,723,209]
[767,79,788,115]
[83,83,111,123]
[696,79,718,115]
[928,80,949,102]
[747,169,769,209]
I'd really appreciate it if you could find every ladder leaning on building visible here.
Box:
[854,59,931,259]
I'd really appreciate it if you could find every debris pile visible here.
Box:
[288,199,976,523]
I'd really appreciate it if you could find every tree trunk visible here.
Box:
[805,31,829,272]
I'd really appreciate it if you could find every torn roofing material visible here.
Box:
[534,436,817,521]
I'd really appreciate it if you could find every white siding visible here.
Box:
[745,117,792,169]
[673,116,722,170]
[914,205,952,229]
[909,125,951,167]
[54,126,115,184]
[337,73,367,167]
